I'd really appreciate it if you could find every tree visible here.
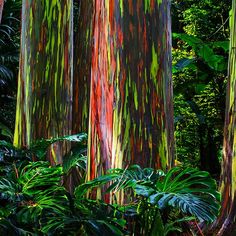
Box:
[72,0,93,134]
[13,0,73,164]
[87,0,174,201]
[0,0,4,23]
[214,1,236,234]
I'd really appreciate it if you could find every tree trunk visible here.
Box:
[213,1,236,235]
[87,0,174,201]
[0,0,4,23]
[72,0,93,134]
[14,0,73,164]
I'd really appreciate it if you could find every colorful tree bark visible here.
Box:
[214,1,236,235]
[14,0,73,164]
[0,0,4,23]
[87,0,174,200]
[72,0,93,134]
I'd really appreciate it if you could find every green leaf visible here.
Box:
[173,33,202,47]
[63,144,87,174]
[0,122,13,140]
[195,83,207,94]
[173,33,228,71]
[210,41,229,52]
[134,184,155,197]
[29,133,87,160]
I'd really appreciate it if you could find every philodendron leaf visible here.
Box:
[134,184,155,197]
[29,133,87,159]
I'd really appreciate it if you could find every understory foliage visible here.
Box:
[0,134,126,236]
[172,0,230,178]
[0,134,220,235]
[0,0,21,140]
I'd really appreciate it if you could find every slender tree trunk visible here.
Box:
[72,0,93,134]
[87,0,174,201]
[213,1,236,235]
[0,0,4,23]
[64,0,94,191]
[14,0,73,164]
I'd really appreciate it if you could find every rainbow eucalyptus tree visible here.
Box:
[214,1,236,235]
[72,0,93,134]
[14,0,73,164]
[0,0,4,23]
[87,0,174,200]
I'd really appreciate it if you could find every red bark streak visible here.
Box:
[128,1,134,16]
[109,0,114,32]
[90,0,115,176]
[151,0,155,10]
[221,184,230,216]
[129,22,134,37]
[143,18,148,54]
[117,26,123,47]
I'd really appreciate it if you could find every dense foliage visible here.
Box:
[172,0,230,178]
[0,135,220,235]
[0,0,21,139]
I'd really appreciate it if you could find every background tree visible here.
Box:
[214,1,236,234]
[72,0,93,134]
[14,0,73,164]
[0,0,4,23]
[87,0,174,202]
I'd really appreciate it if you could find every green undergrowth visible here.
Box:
[0,134,220,235]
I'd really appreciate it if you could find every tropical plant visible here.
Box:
[75,165,221,235]
[0,0,21,140]
[0,0,21,83]
[0,134,127,236]
[173,33,228,72]
[29,133,87,160]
